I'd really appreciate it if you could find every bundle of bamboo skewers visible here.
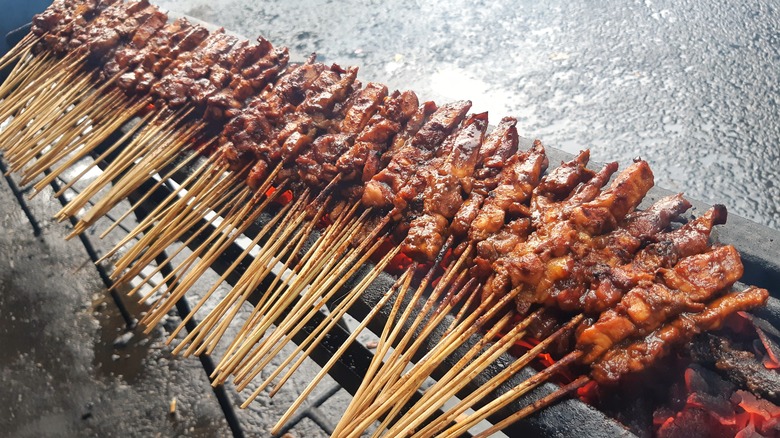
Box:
[0,1,770,436]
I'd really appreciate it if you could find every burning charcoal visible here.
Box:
[691,334,780,404]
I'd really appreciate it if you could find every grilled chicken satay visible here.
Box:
[272,65,361,185]
[401,112,489,261]
[204,37,289,121]
[467,149,594,281]
[591,285,769,385]
[117,20,210,95]
[151,30,239,108]
[61,0,155,62]
[577,244,744,363]
[361,100,472,212]
[295,82,388,187]
[450,116,520,241]
[484,160,651,312]
[469,140,549,243]
[545,194,693,314]
[335,89,419,182]
[241,63,360,188]
[530,150,594,223]
[220,57,327,175]
[33,0,113,55]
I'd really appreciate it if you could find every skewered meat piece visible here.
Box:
[205,37,290,120]
[468,146,588,270]
[220,58,326,174]
[530,150,594,225]
[591,286,769,385]
[118,20,210,95]
[569,159,654,236]
[402,112,489,261]
[35,0,111,54]
[32,0,100,39]
[109,17,187,82]
[378,100,437,168]
[576,244,744,363]
[69,0,155,59]
[469,140,548,243]
[548,194,693,314]
[472,117,520,191]
[152,30,238,107]
[335,89,418,182]
[272,65,361,184]
[609,204,728,290]
[450,117,519,239]
[295,82,387,187]
[339,83,389,135]
[236,63,360,188]
[363,96,434,182]
[100,8,168,80]
[483,160,652,312]
[361,100,471,211]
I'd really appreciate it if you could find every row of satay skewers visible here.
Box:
[0,0,769,436]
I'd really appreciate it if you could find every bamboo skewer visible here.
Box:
[411,317,581,437]
[240,236,398,400]
[339,242,470,418]
[383,310,530,436]
[0,33,41,71]
[211,204,369,383]
[332,272,476,438]
[169,183,307,354]
[62,110,199,232]
[226,210,371,388]
[207,201,362,376]
[0,52,78,119]
[48,110,156,199]
[158,186,306,340]
[70,120,206,235]
[0,53,84,124]
[97,141,208,238]
[112,171,244,285]
[438,349,584,438]
[188,192,334,358]
[93,152,220,262]
[53,107,181,222]
[1,59,91,148]
[332,265,424,436]
[232,213,382,380]
[474,375,590,438]
[105,158,239,273]
[1,71,93,163]
[21,95,148,188]
[373,310,519,438]
[269,264,415,433]
[0,50,56,103]
[332,264,444,436]
[342,281,525,438]
[333,261,471,437]
[137,187,258,329]
[12,70,133,174]
[124,185,246,305]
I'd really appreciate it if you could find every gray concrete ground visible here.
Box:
[0,177,230,437]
